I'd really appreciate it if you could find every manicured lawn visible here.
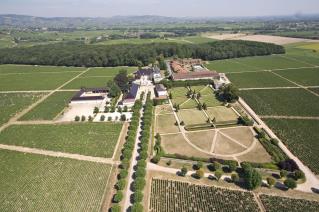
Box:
[264,119,319,174]
[0,72,80,91]
[0,93,46,126]
[227,71,294,88]
[62,76,113,89]
[189,85,214,96]
[240,88,319,116]
[198,95,222,107]
[0,149,111,212]
[273,67,319,86]
[206,106,239,123]
[20,91,75,121]
[0,123,123,158]
[82,66,137,77]
[178,109,207,125]
[180,99,198,109]
[169,87,189,106]
[156,114,179,134]
[0,65,85,74]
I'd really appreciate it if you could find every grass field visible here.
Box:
[310,87,319,95]
[206,106,239,123]
[227,71,294,88]
[264,119,319,174]
[0,149,111,212]
[185,130,215,150]
[0,65,85,74]
[156,114,179,134]
[240,88,319,116]
[82,66,137,77]
[0,93,46,126]
[260,194,319,212]
[177,109,208,125]
[169,87,190,106]
[20,91,75,121]
[180,99,198,109]
[273,67,319,86]
[161,133,211,158]
[297,43,319,51]
[198,94,222,107]
[149,179,259,212]
[62,76,113,89]
[0,123,123,158]
[189,85,214,96]
[0,72,80,91]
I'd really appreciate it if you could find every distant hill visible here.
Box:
[1,14,319,29]
[0,14,196,28]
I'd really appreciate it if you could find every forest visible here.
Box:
[0,40,285,67]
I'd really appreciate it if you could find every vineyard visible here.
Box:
[260,194,319,212]
[149,179,260,212]
[0,149,111,212]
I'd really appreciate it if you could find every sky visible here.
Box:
[0,0,318,18]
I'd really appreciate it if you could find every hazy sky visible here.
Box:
[0,0,318,17]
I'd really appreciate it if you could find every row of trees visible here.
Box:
[110,98,143,212]
[130,92,153,211]
[0,40,285,67]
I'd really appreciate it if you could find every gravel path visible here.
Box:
[0,143,116,164]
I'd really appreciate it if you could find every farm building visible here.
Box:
[155,84,167,99]
[71,87,109,103]
[119,83,140,107]
[172,71,220,81]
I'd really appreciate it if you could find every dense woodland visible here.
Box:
[0,40,285,67]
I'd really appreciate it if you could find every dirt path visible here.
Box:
[260,115,319,120]
[0,68,90,132]
[238,97,319,193]
[0,143,116,164]
[0,89,79,93]
[270,71,319,97]
[253,193,266,212]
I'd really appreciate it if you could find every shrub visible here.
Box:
[120,114,126,121]
[81,115,86,121]
[284,178,297,189]
[135,168,146,178]
[137,160,146,168]
[108,116,112,121]
[120,159,130,169]
[110,204,121,212]
[123,106,128,112]
[166,160,172,166]
[280,170,288,178]
[113,191,123,203]
[151,155,161,164]
[231,173,239,182]
[116,179,126,190]
[270,138,279,146]
[131,203,143,212]
[100,115,105,121]
[243,167,262,190]
[212,161,222,171]
[195,168,204,179]
[267,177,276,188]
[194,161,203,170]
[294,170,305,180]
[74,116,80,121]
[139,151,148,160]
[180,166,188,177]
[215,170,223,181]
[93,106,99,114]
[88,115,93,122]
[279,159,299,172]
[133,190,144,203]
[180,121,185,126]
[104,106,109,113]
[225,161,237,172]
[119,170,128,179]
[133,178,146,191]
